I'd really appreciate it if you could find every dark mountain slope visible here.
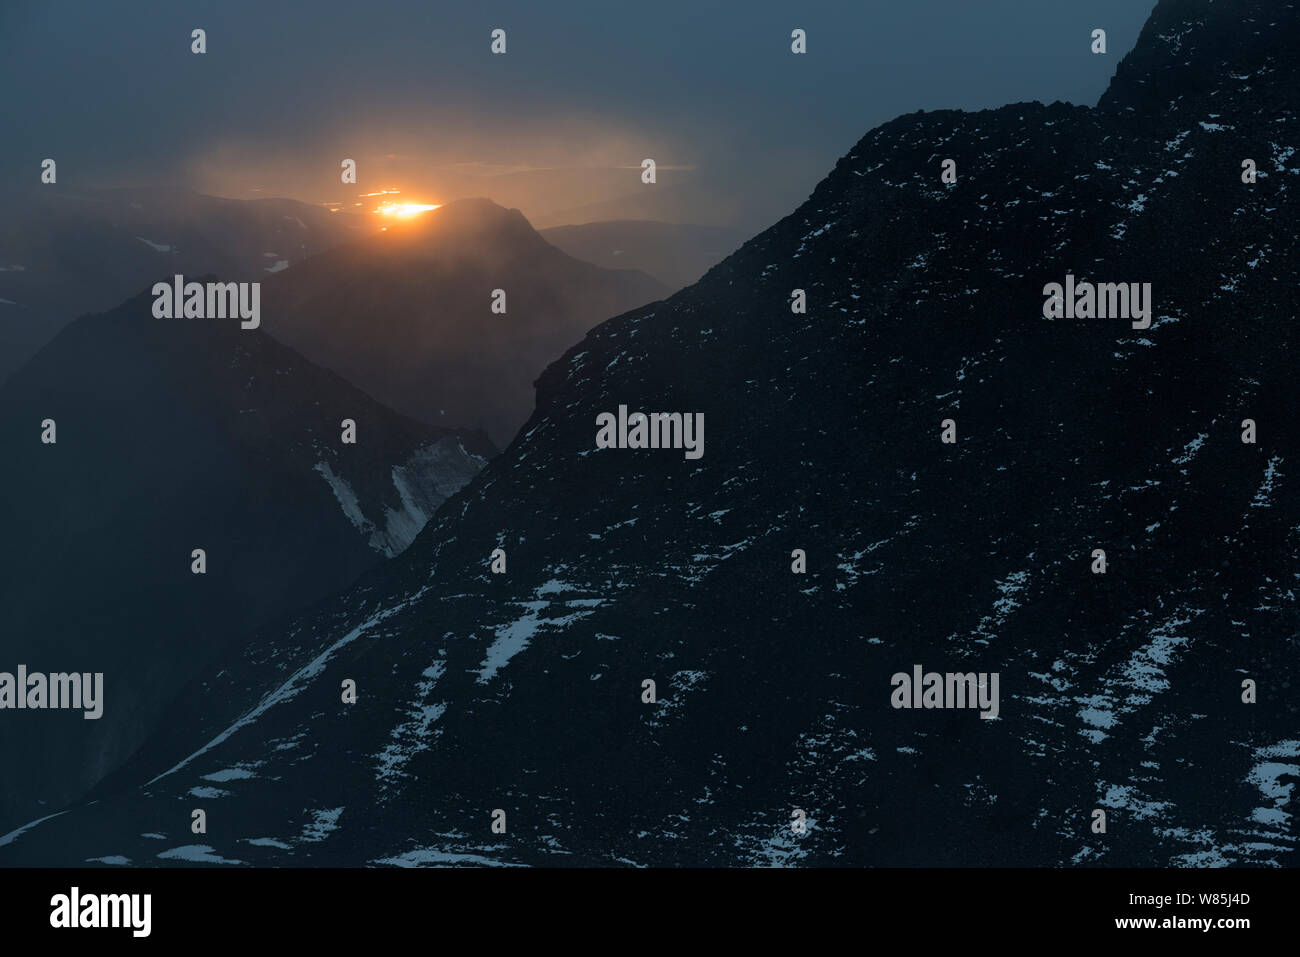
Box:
[0,286,492,832]
[262,198,670,447]
[3,0,1297,866]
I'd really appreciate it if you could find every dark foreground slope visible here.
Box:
[0,288,492,832]
[3,0,1297,866]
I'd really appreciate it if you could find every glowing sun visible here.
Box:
[375,201,441,218]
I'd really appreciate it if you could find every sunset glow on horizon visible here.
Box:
[375,201,441,217]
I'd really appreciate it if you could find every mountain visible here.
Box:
[260,198,670,447]
[3,0,1298,867]
[539,221,745,291]
[0,187,366,385]
[0,285,492,832]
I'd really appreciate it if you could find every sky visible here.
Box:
[1,0,1158,231]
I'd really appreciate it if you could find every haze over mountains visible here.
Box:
[3,0,1292,868]
[0,287,492,832]
[528,170,758,232]
[539,220,745,291]
[0,189,711,435]
[0,187,366,383]
[261,198,670,446]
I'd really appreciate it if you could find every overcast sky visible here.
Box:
[1,0,1157,230]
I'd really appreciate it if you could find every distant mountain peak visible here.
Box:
[262,199,669,446]
[380,197,543,253]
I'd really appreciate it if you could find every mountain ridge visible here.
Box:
[3,0,1297,867]
[261,197,670,446]
[0,186,368,385]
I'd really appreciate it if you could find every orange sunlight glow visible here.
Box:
[375,201,441,218]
